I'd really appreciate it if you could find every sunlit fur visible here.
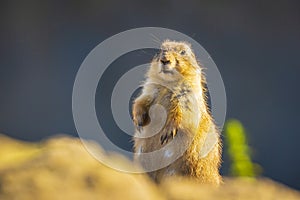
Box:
[133,40,222,185]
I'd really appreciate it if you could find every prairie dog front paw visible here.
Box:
[132,101,150,131]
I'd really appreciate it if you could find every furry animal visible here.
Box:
[132,40,222,185]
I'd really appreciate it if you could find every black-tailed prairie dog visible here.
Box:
[132,40,222,185]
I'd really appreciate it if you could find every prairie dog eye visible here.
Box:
[180,50,186,55]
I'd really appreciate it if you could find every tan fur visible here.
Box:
[132,40,222,185]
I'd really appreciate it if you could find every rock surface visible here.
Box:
[0,134,299,200]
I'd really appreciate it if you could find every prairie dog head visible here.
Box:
[148,40,202,82]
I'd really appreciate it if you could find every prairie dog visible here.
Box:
[132,40,222,185]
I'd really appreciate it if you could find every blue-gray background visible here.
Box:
[1,0,299,189]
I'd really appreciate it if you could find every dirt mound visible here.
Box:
[0,134,299,200]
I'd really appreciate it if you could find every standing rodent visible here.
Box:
[132,40,222,185]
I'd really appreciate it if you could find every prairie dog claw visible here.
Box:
[161,128,177,145]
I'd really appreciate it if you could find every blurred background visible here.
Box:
[0,0,299,190]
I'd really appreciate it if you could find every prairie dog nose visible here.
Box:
[160,55,170,65]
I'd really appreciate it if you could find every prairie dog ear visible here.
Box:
[199,127,219,158]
